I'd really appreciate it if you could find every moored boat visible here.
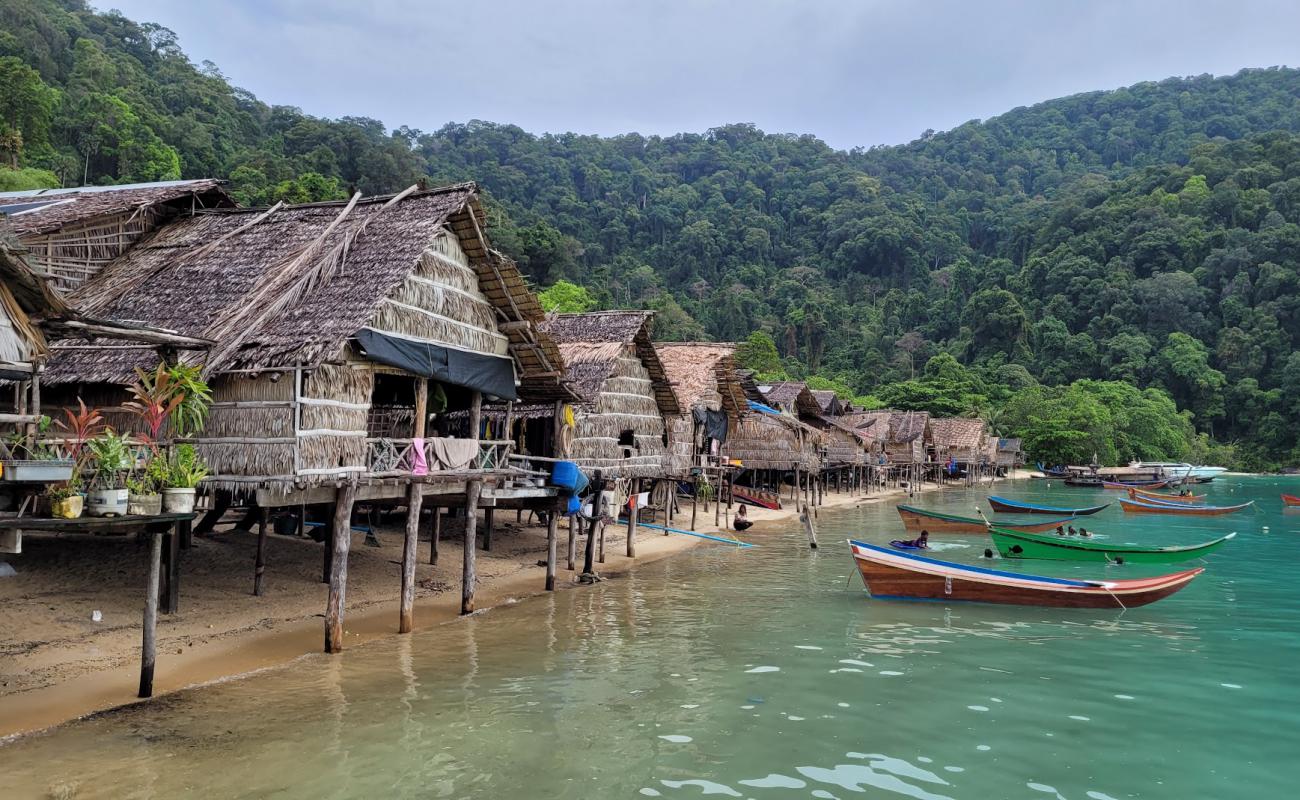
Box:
[1036,462,1069,477]
[1101,479,1168,490]
[988,496,1109,515]
[1118,497,1253,516]
[1283,493,1300,508]
[731,486,781,510]
[848,539,1203,608]
[1129,487,1205,504]
[897,504,1075,534]
[989,528,1235,564]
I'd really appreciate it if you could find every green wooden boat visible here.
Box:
[988,527,1235,564]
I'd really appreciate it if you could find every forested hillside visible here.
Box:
[3,0,1300,468]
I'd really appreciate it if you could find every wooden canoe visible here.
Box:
[1118,497,1253,515]
[1129,487,1205,504]
[988,496,1109,515]
[989,528,1235,564]
[849,540,1203,608]
[1101,479,1168,490]
[1283,494,1300,508]
[1037,462,1069,477]
[896,504,1075,535]
[731,486,782,510]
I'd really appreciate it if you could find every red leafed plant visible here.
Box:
[53,398,105,470]
[122,365,184,450]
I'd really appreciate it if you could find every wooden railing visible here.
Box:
[366,437,515,476]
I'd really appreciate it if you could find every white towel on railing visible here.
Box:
[429,437,479,471]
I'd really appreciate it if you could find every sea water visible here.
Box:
[3,476,1298,799]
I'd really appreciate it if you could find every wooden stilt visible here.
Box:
[690,477,699,531]
[461,479,482,615]
[138,529,163,698]
[566,514,577,570]
[429,506,441,564]
[483,508,493,551]
[399,482,422,633]
[325,484,356,653]
[581,472,605,576]
[160,527,179,614]
[322,511,334,584]
[545,506,559,590]
[597,497,607,564]
[626,478,638,558]
[253,507,268,597]
[800,503,818,549]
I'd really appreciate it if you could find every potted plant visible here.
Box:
[0,416,76,483]
[126,463,163,516]
[85,430,131,517]
[162,443,208,514]
[46,480,84,519]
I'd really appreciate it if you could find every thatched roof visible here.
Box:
[809,389,845,416]
[929,417,987,450]
[760,381,823,419]
[0,179,233,237]
[845,409,930,445]
[0,221,68,319]
[654,343,747,421]
[540,311,679,415]
[41,184,569,399]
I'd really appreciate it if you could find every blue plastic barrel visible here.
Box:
[565,495,583,516]
[550,460,581,491]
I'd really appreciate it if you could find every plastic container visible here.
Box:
[1,459,75,483]
[163,488,196,514]
[550,461,582,492]
[565,495,583,516]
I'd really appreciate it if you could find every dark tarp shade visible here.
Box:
[692,406,729,443]
[356,328,518,400]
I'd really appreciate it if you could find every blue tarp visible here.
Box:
[747,400,782,416]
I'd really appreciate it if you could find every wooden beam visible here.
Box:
[45,318,214,348]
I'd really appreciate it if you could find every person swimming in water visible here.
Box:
[899,530,929,549]
[1055,525,1066,537]
[1078,527,1091,538]
[1068,525,1078,536]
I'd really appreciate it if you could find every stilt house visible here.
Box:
[654,343,748,477]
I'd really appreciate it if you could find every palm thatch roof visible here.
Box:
[0,222,61,364]
[759,381,822,418]
[809,389,845,416]
[0,179,233,237]
[539,311,679,415]
[845,410,930,444]
[654,343,746,420]
[929,417,987,451]
[40,183,569,400]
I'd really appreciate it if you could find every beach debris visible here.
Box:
[0,561,15,578]
[91,610,102,622]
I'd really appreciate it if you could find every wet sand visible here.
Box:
[0,477,1002,739]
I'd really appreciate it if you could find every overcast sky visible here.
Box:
[102,0,1299,150]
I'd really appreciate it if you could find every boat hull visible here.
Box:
[988,496,1109,515]
[1129,488,1205,504]
[989,528,1234,564]
[1118,498,1253,516]
[1101,479,1168,490]
[849,540,1202,608]
[897,505,1073,534]
[731,486,781,510]
[1282,494,1300,508]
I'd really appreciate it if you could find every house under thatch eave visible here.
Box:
[724,371,822,473]
[929,417,988,463]
[844,409,930,464]
[654,343,748,477]
[40,183,569,492]
[0,179,235,294]
[537,311,680,479]
[809,389,845,417]
[0,222,64,370]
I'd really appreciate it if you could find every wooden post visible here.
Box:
[800,503,818,549]
[626,478,638,558]
[321,511,334,584]
[325,484,356,653]
[461,479,482,615]
[399,482,422,633]
[468,390,483,448]
[597,495,607,564]
[582,472,605,576]
[253,508,268,597]
[429,507,441,564]
[690,476,699,531]
[566,514,577,570]
[545,505,559,590]
[139,529,163,698]
[160,527,179,614]
[483,508,493,551]
[713,471,721,529]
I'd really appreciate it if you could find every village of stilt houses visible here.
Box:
[0,179,1022,728]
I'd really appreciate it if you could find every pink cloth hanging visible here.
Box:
[409,437,429,476]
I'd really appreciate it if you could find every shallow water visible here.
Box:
[4,476,1299,799]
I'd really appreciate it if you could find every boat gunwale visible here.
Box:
[988,527,1235,555]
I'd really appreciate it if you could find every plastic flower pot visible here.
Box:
[50,495,84,519]
[87,488,128,517]
[128,493,163,516]
[163,487,196,514]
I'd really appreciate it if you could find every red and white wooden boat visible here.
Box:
[1282,493,1300,508]
[848,540,1203,608]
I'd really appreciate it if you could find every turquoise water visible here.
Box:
[4,476,1299,799]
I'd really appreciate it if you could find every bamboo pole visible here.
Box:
[800,503,818,550]
[325,483,356,653]
[691,476,698,531]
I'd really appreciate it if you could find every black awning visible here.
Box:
[355,329,517,400]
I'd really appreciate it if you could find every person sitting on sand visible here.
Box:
[899,530,929,549]
[733,504,754,532]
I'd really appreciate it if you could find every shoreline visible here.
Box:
[0,475,1011,741]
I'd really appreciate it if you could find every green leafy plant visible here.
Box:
[85,429,130,490]
[45,483,77,501]
[164,363,213,437]
[163,443,208,489]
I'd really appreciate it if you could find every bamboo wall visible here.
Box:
[727,413,818,471]
[21,208,162,293]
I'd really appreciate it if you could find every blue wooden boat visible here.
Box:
[988,496,1109,516]
[1036,462,1068,477]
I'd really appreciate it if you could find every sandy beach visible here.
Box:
[0,477,1008,739]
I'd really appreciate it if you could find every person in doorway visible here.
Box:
[733,504,754,532]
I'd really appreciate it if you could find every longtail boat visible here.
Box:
[1283,494,1300,508]
[1118,497,1253,516]
[848,539,1203,608]
[1101,479,1168,490]
[989,528,1235,564]
[988,496,1109,515]
[731,486,781,510]
[897,504,1074,535]
[1129,487,1205,504]
[1036,462,1068,477]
